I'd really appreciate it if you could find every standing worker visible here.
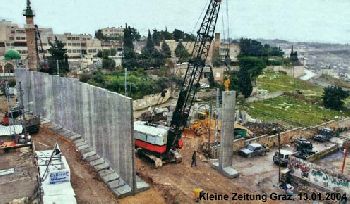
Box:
[191,151,197,167]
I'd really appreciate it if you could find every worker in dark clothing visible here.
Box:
[191,151,197,167]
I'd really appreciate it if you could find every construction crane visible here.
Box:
[135,0,222,167]
[34,25,48,70]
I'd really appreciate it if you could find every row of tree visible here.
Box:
[123,26,192,70]
[323,86,349,111]
[152,28,196,45]
[40,37,69,75]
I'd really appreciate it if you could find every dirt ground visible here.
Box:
[33,126,119,204]
[124,134,282,204]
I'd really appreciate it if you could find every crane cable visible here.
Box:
[225,0,231,68]
[185,1,209,49]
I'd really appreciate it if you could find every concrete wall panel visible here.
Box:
[15,69,136,190]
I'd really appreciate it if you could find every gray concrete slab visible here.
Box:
[94,162,110,171]
[107,178,125,189]
[85,154,100,162]
[98,169,115,178]
[70,134,82,141]
[79,147,93,155]
[90,158,104,166]
[82,150,96,160]
[211,160,239,178]
[114,185,132,197]
[77,144,89,151]
[135,176,150,191]
[136,181,150,191]
[102,173,120,183]
[74,138,85,145]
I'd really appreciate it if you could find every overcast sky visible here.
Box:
[1,0,350,44]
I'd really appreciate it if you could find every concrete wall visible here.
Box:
[266,65,305,78]
[133,88,172,111]
[246,91,284,103]
[233,118,350,151]
[15,69,136,191]
[289,157,350,194]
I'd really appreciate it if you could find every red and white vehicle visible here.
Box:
[134,121,183,167]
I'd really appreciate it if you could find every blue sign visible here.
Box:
[49,170,70,185]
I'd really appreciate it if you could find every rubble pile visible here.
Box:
[244,122,286,137]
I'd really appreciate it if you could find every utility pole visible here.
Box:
[56,60,60,76]
[124,68,127,96]
[214,88,220,143]
[207,101,212,158]
[277,126,281,183]
[18,82,27,134]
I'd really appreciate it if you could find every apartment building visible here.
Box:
[100,27,124,38]
[0,20,54,60]
[0,20,123,62]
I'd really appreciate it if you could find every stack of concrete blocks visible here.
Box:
[211,91,239,178]
[15,69,149,197]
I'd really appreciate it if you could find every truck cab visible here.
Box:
[273,150,293,166]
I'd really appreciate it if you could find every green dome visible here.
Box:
[4,49,21,60]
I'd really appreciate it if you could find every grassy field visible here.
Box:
[256,71,323,96]
[243,95,350,127]
[242,71,350,127]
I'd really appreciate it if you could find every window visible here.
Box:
[9,37,14,41]
[13,42,27,47]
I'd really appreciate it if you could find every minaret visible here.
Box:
[23,0,38,70]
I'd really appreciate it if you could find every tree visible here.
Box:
[160,27,173,40]
[123,25,134,49]
[95,29,104,40]
[123,25,138,69]
[161,41,172,58]
[44,36,69,75]
[97,49,116,59]
[129,27,141,41]
[152,29,161,46]
[238,56,266,80]
[102,58,116,70]
[175,42,190,63]
[239,38,264,56]
[140,30,165,68]
[173,29,184,42]
[212,48,222,67]
[237,68,253,98]
[143,30,155,55]
[322,86,349,111]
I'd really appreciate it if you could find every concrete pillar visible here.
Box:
[219,91,235,169]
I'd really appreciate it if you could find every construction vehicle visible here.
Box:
[135,0,222,167]
[1,82,40,134]
[0,133,32,153]
[294,138,315,160]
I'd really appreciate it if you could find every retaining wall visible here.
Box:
[133,88,172,111]
[15,69,138,196]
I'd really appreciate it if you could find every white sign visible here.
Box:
[49,170,70,185]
